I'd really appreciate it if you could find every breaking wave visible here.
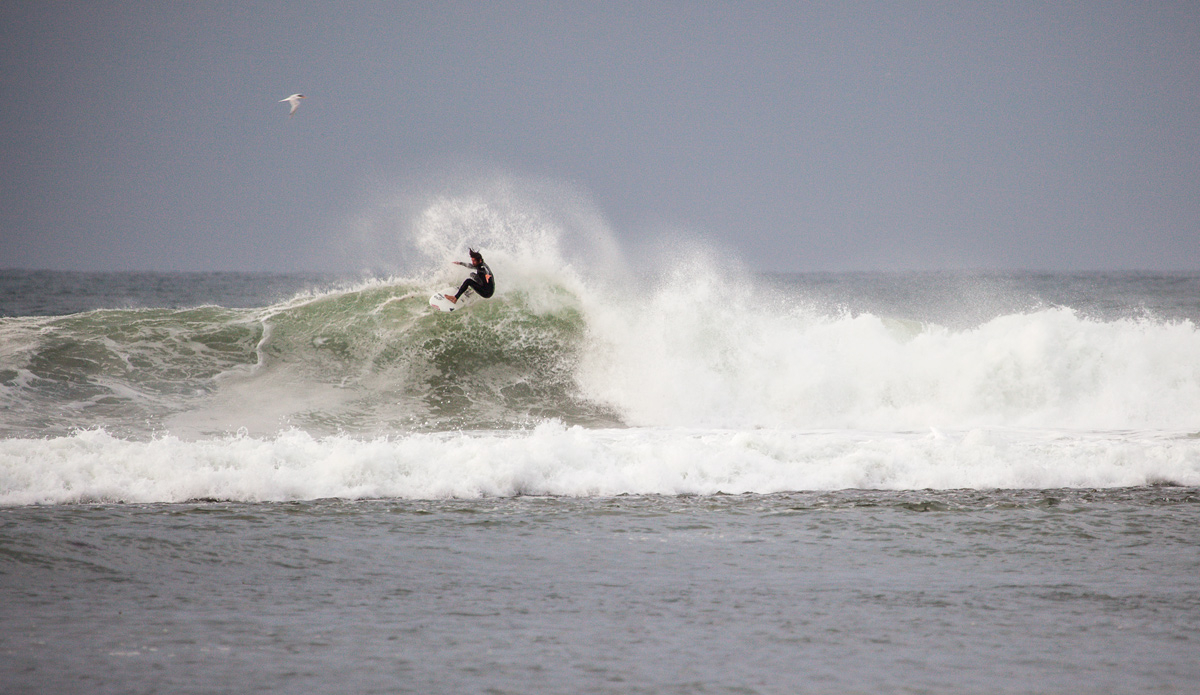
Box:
[3,182,1200,503]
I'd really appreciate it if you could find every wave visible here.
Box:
[3,423,1198,506]
[580,284,1200,431]
[4,184,1200,503]
[0,277,619,438]
[3,262,1200,438]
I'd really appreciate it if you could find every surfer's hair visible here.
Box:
[468,248,483,263]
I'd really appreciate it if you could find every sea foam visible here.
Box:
[3,423,1197,506]
[576,257,1200,432]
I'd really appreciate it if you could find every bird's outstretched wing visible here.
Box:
[279,94,305,116]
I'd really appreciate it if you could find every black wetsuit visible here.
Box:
[455,261,495,300]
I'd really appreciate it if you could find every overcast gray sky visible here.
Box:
[2,1,1197,272]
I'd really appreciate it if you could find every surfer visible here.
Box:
[445,248,494,304]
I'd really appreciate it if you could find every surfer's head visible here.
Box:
[468,248,484,266]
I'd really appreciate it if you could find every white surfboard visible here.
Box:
[429,288,474,312]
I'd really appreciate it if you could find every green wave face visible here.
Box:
[0,282,621,438]
[255,282,621,433]
[1,306,262,436]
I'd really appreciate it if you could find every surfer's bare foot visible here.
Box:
[446,295,457,303]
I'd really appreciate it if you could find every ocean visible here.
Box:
[2,264,1199,694]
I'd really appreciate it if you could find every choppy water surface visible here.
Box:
[2,488,1197,694]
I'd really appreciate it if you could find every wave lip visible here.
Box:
[3,424,1198,506]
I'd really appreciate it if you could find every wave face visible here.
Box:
[0,279,617,438]
[3,187,1200,503]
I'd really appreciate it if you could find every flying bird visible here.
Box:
[280,94,305,116]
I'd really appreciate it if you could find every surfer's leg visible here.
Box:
[454,278,483,301]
